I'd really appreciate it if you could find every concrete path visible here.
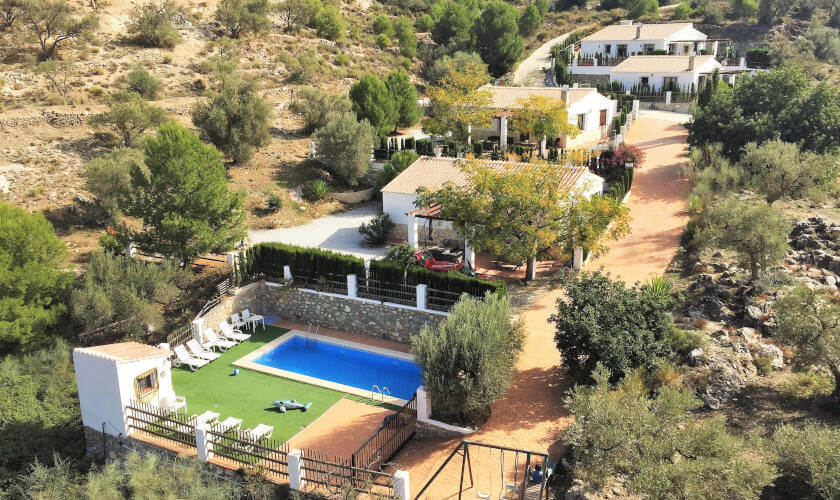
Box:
[513,31,574,86]
[247,204,387,260]
[396,116,690,497]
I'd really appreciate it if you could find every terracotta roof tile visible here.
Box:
[485,86,595,109]
[610,55,717,73]
[381,156,588,195]
[75,342,171,363]
[582,23,696,42]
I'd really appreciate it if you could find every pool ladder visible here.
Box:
[371,385,391,402]
[305,323,320,346]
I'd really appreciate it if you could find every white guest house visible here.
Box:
[609,55,723,91]
[472,85,617,152]
[579,21,714,59]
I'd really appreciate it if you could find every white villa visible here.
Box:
[610,55,723,91]
[382,156,605,271]
[473,85,618,151]
[579,21,714,59]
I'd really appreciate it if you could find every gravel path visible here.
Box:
[247,203,388,261]
[512,28,582,86]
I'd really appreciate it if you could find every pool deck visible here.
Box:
[234,323,415,405]
[286,398,394,458]
[269,319,411,354]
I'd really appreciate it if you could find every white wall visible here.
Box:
[383,192,418,228]
[580,26,709,58]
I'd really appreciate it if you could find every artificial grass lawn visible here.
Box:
[172,325,395,443]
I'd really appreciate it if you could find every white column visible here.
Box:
[527,257,537,281]
[288,449,305,490]
[125,242,136,258]
[407,215,419,248]
[573,246,584,270]
[739,56,746,69]
[347,274,358,298]
[632,99,640,117]
[283,265,292,281]
[393,470,410,500]
[499,116,508,149]
[416,386,431,421]
[620,125,627,138]
[191,317,205,341]
[466,124,472,145]
[665,91,672,105]
[226,252,237,269]
[416,284,427,310]
[464,240,476,270]
[539,135,547,158]
[712,40,719,57]
[195,424,213,462]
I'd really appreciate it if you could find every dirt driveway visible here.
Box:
[395,114,691,498]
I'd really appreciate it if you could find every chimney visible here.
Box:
[636,23,642,39]
[561,85,569,104]
[688,55,696,71]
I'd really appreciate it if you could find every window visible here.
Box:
[640,76,650,88]
[663,77,678,91]
[644,44,655,54]
[604,44,612,55]
[577,114,586,129]
[134,368,159,402]
[599,109,608,127]
[617,44,628,57]
[519,132,530,142]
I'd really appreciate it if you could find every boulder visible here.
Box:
[688,348,704,367]
[702,393,722,410]
[754,342,784,369]
[735,327,760,345]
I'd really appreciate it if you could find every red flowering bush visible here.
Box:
[605,143,645,170]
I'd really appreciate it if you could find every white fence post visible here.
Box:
[347,274,358,298]
[288,449,305,490]
[195,424,213,462]
[125,242,136,258]
[416,386,431,421]
[632,99,640,118]
[573,246,584,270]
[191,317,205,341]
[416,284,427,310]
[393,470,410,499]
[665,91,672,105]
[283,265,293,281]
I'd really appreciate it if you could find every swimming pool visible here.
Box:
[244,333,422,401]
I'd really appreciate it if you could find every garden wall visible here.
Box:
[201,281,445,344]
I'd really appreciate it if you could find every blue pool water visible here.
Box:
[254,335,422,400]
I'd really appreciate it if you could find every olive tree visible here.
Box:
[411,293,524,425]
[192,75,271,165]
[84,147,145,222]
[288,86,351,133]
[127,1,182,48]
[89,91,170,147]
[21,0,98,60]
[774,284,840,401]
[696,195,790,278]
[312,111,377,186]
[215,0,270,38]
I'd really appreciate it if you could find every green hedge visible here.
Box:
[406,266,506,297]
[244,243,365,282]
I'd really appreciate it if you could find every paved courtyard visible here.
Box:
[247,203,387,260]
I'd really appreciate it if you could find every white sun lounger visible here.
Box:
[190,410,220,426]
[242,309,265,331]
[245,423,274,441]
[216,417,243,433]
[219,321,251,342]
[186,339,221,362]
[204,328,237,350]
[173,345,209,371]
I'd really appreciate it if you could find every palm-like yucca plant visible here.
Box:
[642,275,673,302]
[306,179,332,201]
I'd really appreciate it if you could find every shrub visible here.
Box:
[411,293,524,425]
[306,179,332,201]
[666,327,707,356]
[376,33,391,49]
[192,75,271,165]
[754,268,794,293]
[406,266,505,297]
[393,16,416,58]
[731,0,758,18]
[314,4,344,41]
[84,147,145,222]
[89,91,170,147]
[98,232,122,254]
[771,423,840,500]
[128,1,182,48]
[266,192,283,211]
[672,1,692,19]
[312,111,377,186]
[550,271,674,382]
[126,64,162,100]
[518,3,541,37]
[358,213,395,245]
[383,243,417,268]
[781,371,834,400]
[372,13,394,38]
[288,86,351,134]
[754,356,773,375]
[334,53,348,65]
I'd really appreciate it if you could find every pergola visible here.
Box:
[406,204,477,270]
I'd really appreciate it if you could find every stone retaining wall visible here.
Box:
[201,281,445,344]
[329,187,376,203]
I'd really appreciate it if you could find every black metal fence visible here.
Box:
[126,400,196,450]
[207,424,289,478]
[293,272,349,295]
[358,278,418,307]
[300,449,395,498]
[425,288,462,312]
[352,393,417,472]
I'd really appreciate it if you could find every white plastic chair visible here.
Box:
[160,393,187,415]
[230,313,248,330]
[242,309,265,331]
[173,345,208,371]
